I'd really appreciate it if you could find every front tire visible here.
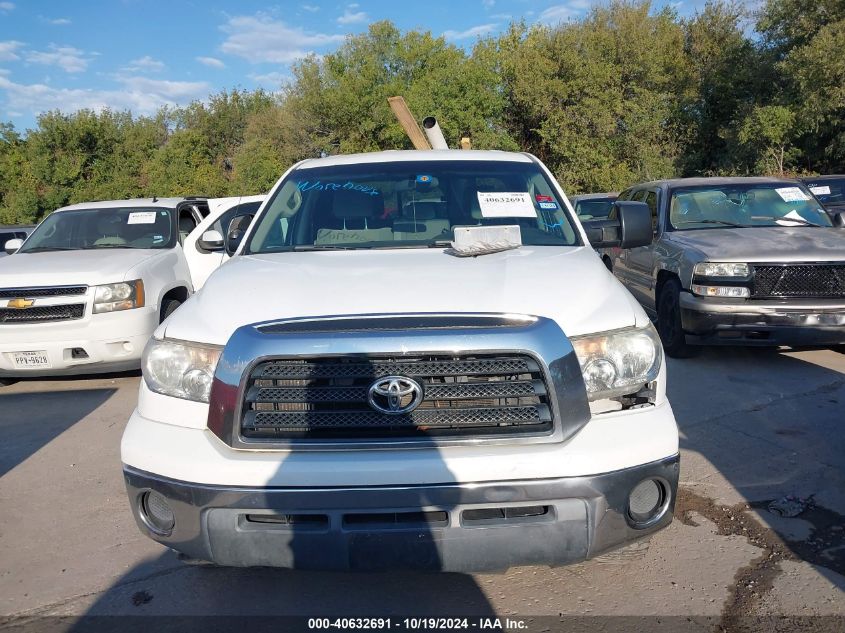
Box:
[160,298,182,323]
[0,377,18,387]
[657,279,698,358]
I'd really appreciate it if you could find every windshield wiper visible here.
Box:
[751,215,821,227]
[81,245,133,249]
[292,245,363,251]
[676,219,750,228]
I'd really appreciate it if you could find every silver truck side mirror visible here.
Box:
[583,201,652,249]
[4,238,22,255]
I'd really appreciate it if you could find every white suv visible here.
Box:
[121,151,680,571]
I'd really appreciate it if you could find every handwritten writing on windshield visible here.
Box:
[297,181,380,196]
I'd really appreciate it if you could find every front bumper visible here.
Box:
[679,293,845,346]
[0,306,157,376]
[123,454,679,572]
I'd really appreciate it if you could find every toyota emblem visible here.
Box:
[367,376,423,415]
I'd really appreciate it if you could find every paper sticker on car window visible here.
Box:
[538,201,558,210]
[127,211,157,224]
[477,192,536,218]
[775,187,811,202]
[809,186,831,196]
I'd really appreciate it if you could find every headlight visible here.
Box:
[142,338,222,403]
[693,262,750,278]
[691,284,750,298]
[93,280,144,314]
[571,325,662,401]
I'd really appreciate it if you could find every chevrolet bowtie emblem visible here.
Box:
[7,298,34,309]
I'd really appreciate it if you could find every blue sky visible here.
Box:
[0,0,710,131]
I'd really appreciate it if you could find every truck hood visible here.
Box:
[664,227,845,262]
[164,246,646,345]
[0,249,160,287]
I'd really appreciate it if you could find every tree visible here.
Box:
[738,105,797,175]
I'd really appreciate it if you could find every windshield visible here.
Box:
[669,183,833,230]
[574,197,616,219]
[19,208,175,253]
[803,178,845,207]
[245,160,580,253]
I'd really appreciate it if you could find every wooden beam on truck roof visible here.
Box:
[388,96,431,150]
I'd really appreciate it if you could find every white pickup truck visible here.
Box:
[0,195,262,380]
[121,150,680,571]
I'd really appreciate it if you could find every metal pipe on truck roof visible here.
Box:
[422,116,449,150]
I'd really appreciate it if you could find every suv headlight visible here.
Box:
[692,262,751,298]
[93,280,144,314]
[571,325,662,401]
[142,338,222,403]
[693,262,749,278]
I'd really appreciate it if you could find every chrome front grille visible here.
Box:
[241,354,553,440]
[0,303,85,323]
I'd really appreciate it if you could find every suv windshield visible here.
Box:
[19,208,175,253]
[804,177,845,208]
[246,160,580,253]
[669,183,832,230]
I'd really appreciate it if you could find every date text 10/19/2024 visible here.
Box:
[308,618,529,631]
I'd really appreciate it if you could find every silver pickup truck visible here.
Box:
[602,177,845,357]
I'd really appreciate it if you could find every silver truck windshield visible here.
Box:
[669,184,833,230]
[246,160,580,252]
[19,208,175,253]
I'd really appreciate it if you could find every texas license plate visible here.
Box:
[11,351,51,369]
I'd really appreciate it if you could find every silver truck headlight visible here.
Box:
[571,325,662,401]
[92,280,144,314]
[142,338,222,403]
[693,262,749,278]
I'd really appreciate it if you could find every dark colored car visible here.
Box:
[571,192,618,220]
[606,177,845,357]
[799,175,845,221]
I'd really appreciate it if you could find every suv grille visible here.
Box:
[0,304,85,323]
[0,285,87,299]
[752,264,845,298]
[241,355,553,440]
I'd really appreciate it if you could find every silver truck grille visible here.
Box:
[241,354,553,439]
[751,264,845,299]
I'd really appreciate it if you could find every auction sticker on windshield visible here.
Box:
[11,351,51,369]
[477,192,537,218]
[809,186,831,196]
[127,211,157,224]
[776,187,811,203]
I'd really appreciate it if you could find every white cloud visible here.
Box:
[302,4,320,12]
[123,55,165,73]
[0,40,23,61]
[337,7,368,25]
[491,13,511,20]
[442,23,497,41]
[196,56,225,69]
[25,45,93,73]
[538,1,591,24]
[49,17,71,25]
[0,74,210,118]
[482,0,495,8]
[249,71,289,86]
[0,2,15,12]
[220,14,345,64]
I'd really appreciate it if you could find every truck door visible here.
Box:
[184,199,263,290]
[624,188,660,310]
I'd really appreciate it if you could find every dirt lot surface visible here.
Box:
[1,347,843,631]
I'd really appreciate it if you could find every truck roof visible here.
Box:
[638,176,800,189]
[296,149,534,169]
[56,197,203,212]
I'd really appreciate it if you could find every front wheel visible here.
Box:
[657,279,698,358]
[0,377,18,387]
[160,298,182,323]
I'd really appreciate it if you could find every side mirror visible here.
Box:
[225,214,255,256]
[831,211,845,227]
[583,201,652,249]
[198,229,224,251]
[4,238,22,255]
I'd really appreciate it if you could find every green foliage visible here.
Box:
[0,1,843,225]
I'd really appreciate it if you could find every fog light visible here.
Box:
[628,478,666,524]
[141,491,175,534]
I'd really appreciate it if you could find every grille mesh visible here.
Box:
[752,264,845,298]
[0,304,85,323]
[0,286,87,299]
[242,355,553,440]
